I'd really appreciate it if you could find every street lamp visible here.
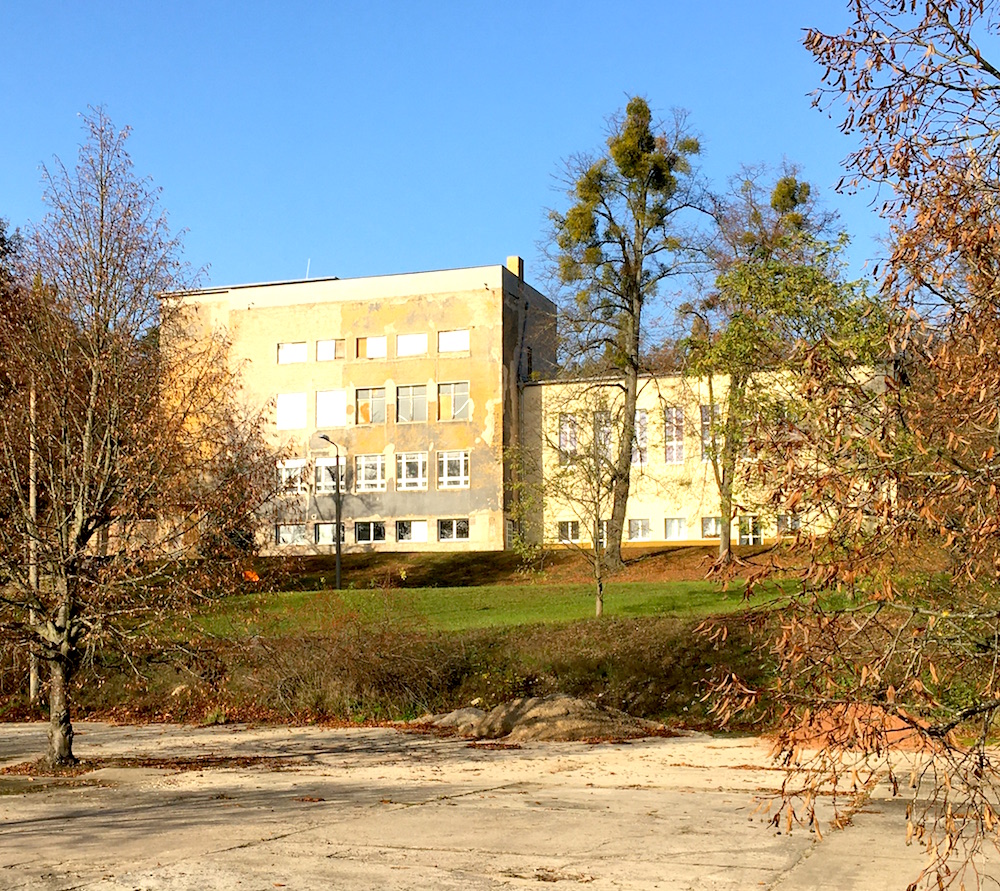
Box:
[318,434,343,590]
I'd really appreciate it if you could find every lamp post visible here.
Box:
[318,434,343,590]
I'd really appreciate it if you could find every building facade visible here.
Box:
[179,257,556,554]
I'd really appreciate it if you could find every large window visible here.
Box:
[396,519,428,542]
[437,450,470,488]
[438,382,470,421]
[438,518,470,541]
[701,404,721,461]
[594,411,613,462]
[316,389,347,427]
[558,520,580,543]
[356,335,387,359]
[355,521,386,543]
[664,406,684,464]
[558,413,578,464]
[314,457,345,493]
[632,410,648,466]
[356,387,385,424]
[739,516,763,546]
[315,523,345,545]
[355,454,386,491]
[396,452,428,490]
[316,339,345,361]
[277,459,307,494]
[397,385,427,422]
[275,523,308,545]
[438,329,470,353]
[702,516,723,539]
[396,333,427,357]
[628,518,651,541]
[275,392,307,430]
[664,517,687,541]
[277,342,307,364]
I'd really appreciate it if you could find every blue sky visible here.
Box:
[2,1,885,290]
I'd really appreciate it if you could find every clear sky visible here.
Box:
[2,1,885,290]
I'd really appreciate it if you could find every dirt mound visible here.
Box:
[422,694,668,743]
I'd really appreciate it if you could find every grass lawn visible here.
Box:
[194,577,780,637]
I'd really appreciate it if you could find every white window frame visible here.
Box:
[315,522,345,545]
[397,384,428,423]
[316,338,345,361]
[437,450,470,488]
[275,392,307,430]
[356,387,386,424]
[396,519,428,543]
[277,342,307,365]
[701,403,720,462]
[558,520,580,543]
[664,406,684,464]
[275,523,308,545]
[356,335,387,359]
[316,389,347,428]
[355,454,387,492]
[628,518,651,541]
[739,515,763,546]
[355,521,386,543]
[438,518,470,541]
[438,329,470,353]
[596,519,610,550]
[558,413,578,464]
[632,410,648,467]
[438,381,471,421]
[702,516,723,539]
[664,517,687,541]
[315,457,345,493]
[777,514,801,535]
[594,411,613,462]
[396,451,428,490]
[277,458,307,494]
[396,333,428,357]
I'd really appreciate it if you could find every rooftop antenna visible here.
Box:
[305,258,311,279]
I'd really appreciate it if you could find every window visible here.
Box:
[702,516,723,539]
[437,450,470,488]
[397,519,428,542]
[316,339,345,361]
[314,457,345,493]
[356,387,385,424]
[397,385,427,422]
[316,389,347,427]
[277,459,307,494]
[438,382,470,421]
[632,410,648,466]
[355,521,386,543]
[315,523,345,545]
[396,333,427,357]
[438,329,470,353]
[664,517,687,541]
[664,406,684,464]
[777,514,801,535]
[275,392,307,430]
[355,454,386,491]
[356,335,387,359]
[277,342,307,364]
[628,519,651,541]
[275,523,307,545]
[596,519,610,550]
[701,404,721,461]
[396,451,428,490]
[739,516,763,546]
[438,518,470,541]
[558,520,580,542]
[558,413,578,464]
[594,411,613,462]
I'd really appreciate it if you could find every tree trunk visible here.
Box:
[594,554,604,618]
[46,657,76,765]
[718,476,733,564]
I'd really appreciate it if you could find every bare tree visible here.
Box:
[0,109,277,765]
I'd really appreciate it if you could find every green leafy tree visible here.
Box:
[551,96,705,569]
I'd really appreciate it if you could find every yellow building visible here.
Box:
[178,257,556,553]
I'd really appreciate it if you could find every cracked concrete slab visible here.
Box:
[0,722,996,890]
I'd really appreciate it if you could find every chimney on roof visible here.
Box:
[506,255,524,280]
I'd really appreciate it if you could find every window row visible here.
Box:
[277,329,470,365]
[556,404,723,467]
[279,450,470,494]
[277,383,470,430]
[275,518,470,546]
[556,514,800,544]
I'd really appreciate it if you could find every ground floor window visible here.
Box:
[628,519,651,541]
[396,519,428,542]
[596,519,609,550]
[355,521,386,543]
[315,522,345,545]
[777,514,801,535]
[702,516,723,539]
[664,517,687,541]
[438,518,470,541]
[738,515,762,546]
[558,520,580,542]
[275,523,308,545]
